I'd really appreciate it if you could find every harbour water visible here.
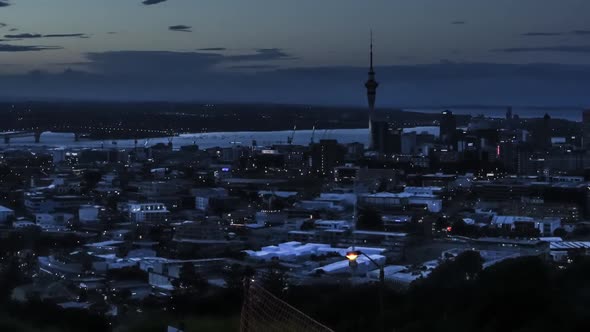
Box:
[1,127,439,150]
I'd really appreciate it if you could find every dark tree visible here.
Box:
[0,256,27,300]
[223,264,255,292]
[553,227,567,238]
[300,220,315,231]
[172,262,208,293]
[261,260,288,296]
[82,170,102,192]
[80,253,94,273]
[357,207,383,231]
[420,250,484,288]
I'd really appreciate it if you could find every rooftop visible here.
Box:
[0,206,14,213]
[550,241,590,250]
[84,240,125,248]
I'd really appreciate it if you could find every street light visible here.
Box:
[345,251,360,262]
[346,250,385,332]
[346,250,384,283]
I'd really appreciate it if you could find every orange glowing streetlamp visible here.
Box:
[345,250,360,262]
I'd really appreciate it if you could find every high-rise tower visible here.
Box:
[439,110,457,148]
[583,109,590,149]
[365,31,379,150]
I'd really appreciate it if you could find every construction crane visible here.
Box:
[287,125,297,145]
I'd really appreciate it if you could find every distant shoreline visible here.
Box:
[401,107,583,122]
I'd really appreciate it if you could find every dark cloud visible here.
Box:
[451,21,466,25]
[5,33,89,39]
[227,48,293,61]
[44,33,89,38]
[0,44,62,52]
[0,1,10,7]
[50,61,92,67]
[142,0,167,5]
[8,28,17,32]
[522,32,562,37]
[168,25,192,32]
[520,30,590,37]
[199,47,226,51]
[0,23,7,28]
[83,51,223,76]
[5,33,42,39]
[492,45,590,53]
[68,49,294,83]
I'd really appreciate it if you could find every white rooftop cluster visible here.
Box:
[244,242,339,262]
[243,241,386,263]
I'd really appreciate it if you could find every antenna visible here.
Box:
[369,29,374,72]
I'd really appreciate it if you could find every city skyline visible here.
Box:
[2,2,590,332]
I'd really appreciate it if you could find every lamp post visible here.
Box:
[346,250,385,331]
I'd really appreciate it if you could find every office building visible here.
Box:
[439,110,457,148]
[309,139,346,176]
[127,203,170,223]
[371,120,402,155]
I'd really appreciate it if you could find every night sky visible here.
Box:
[0,0,589,106]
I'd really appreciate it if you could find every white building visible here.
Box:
[245,242,337,262]
[128,203,170,223]
[403,186,443,196]
[50,148,67,164]
[314,220,351,231]
[491,215,561,236]
[491,215,535,229]
[0,206,15,223]
[24,194,56,214]
[79,205,101,223]
[549,241,590,262]
[360,191,442,213]
[34,212,73,226]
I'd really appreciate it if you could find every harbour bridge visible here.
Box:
[0,125,177,144]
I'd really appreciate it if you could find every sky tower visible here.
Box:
[365,31,379,150]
